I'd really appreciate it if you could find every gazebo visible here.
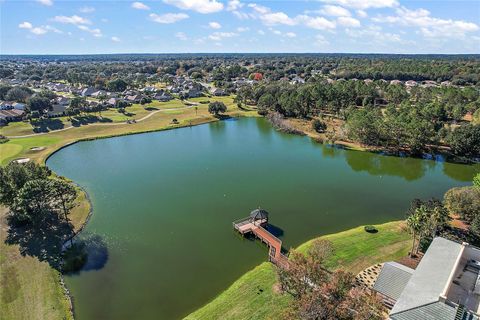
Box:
[250,208,269,225]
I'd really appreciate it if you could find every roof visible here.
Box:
[391,237,464,315]
[373,262,414,300]
[390,301,456,320]
[250,208,268,220]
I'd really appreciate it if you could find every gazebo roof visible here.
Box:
[250,208,269,220]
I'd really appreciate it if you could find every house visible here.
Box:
[405,80,418,87]
[47,104,68,117]
[106,98,119,106]
[125,95,142,103]
[441,81,452,87]
[364,79,374,84]
[290,76,305,84]
[390,80,403,85]
[0,109,25,124]
[55,96,70,106]
[81,87,96,97]
[211,88,227,96]
[12,102,25,110]
[91,90,107,98]
[373,237,480,320]
[153,92,173,102]
[0,101,14,110]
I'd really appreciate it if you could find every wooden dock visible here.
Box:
[233,216,289,269]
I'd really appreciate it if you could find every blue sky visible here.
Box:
[1,0,479,54]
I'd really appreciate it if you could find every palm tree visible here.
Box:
[406,210,422,257]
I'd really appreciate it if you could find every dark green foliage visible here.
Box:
[208,101,227,116]
[5,86,33,102]
[312,119,327,133]
[0,135,9,144]
[62,243,88,273]
[447,124,480,157]
[27,96,52,113]
[106,78,128,92]
[364,225,378,233]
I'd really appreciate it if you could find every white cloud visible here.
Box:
[285,32,296,38]
[208,21,221,29]
[44,25,63,33]
[357,10,367,18]
[237,26,249,32]
[346,25,402,43]
[19,21,61,35]
[297,15,336,30]
[262,12,296,26]
[320,0,398,9]
[163,0,223,14]
[36,0,53,6]
[248,3,270,14]
[31,27,48,35]
[320,5,351,17]
[337,16,360,27]
[227,0,243,11]
[208,31,237,41]
[78,25,102,37]
[373,7,479,38]
[132,2,150,10]
[258,29,265,35]
[79,6,95,13]
[19,22,33,29]
[149,13,189,23]
[111,36,121,42]
[52,15,91,25]
[175,32,188,40]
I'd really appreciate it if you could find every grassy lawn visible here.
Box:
[0,189,91,320]
[0,96,249,165]
[185,221,410,320]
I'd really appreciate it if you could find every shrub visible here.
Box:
[0,135,9,144]
[364,225,378,233]
[312,119,327,133]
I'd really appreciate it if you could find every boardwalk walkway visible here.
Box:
[233,217,289,269]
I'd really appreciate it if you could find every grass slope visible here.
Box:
[186,221,410,320]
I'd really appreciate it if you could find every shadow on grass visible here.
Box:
[5,211,74,270]
[5,211,108,273]
[32,118,65,133]
[71,115,113,127]
[144,107,159,111]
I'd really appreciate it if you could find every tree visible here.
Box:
[312,119,327,133]
[406,209,422,256]
[444,186,480,224]
[474,173,480,189]
[0,162,50,207]
[279,239,385,320]
[11,179,55,224]
[69,96,88,114]
[208,101,227,116]
[447,124,480,157]
[0,85,12,100]
[5,86,33,102]
[27,96,52,113]
[107,78,128,92]
[50,179,78,223]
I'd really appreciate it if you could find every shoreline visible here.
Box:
[41,113,252,319]
[7,111,474,319]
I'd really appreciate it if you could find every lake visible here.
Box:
[47,117,478,320]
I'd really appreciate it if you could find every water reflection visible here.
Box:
[344,149,429,181]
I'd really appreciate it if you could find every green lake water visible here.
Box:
[46,117,478,320]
